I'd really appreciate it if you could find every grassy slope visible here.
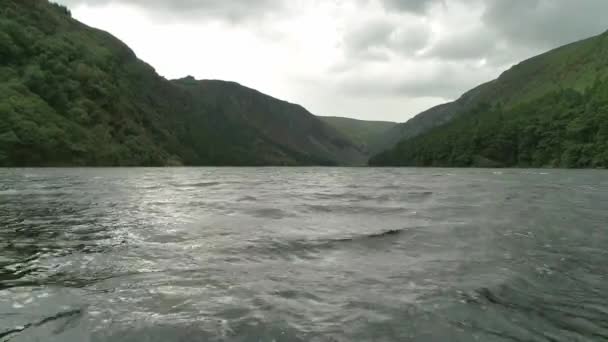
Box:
[373,30,608,155]
[318,116,396,155]
[0,0,364,166]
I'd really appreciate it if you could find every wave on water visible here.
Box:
[334,228,407,242]
[0,309,83,340]
[0,189,78,196]
[304,204,411,215]
[237,196,258,202]
[234,228,414,260]
[170,182,222,188]
[247,208,295,219]
[456,274,608,340]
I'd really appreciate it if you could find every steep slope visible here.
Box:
[172,78,366,166]
[0,0,364,166]
[373,30,608,154]
[371,31,608,168]
[318,116,396,155]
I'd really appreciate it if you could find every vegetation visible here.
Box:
[370,80,608,168]
[373,30,608,157]
[318,116,396,155]
[0,0,364,166]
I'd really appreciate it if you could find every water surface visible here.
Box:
[0,168,607,341]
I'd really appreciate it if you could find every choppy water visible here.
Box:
[0,168,607,342]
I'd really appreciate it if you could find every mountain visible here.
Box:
[0,0,365,166]
[172,78,366,166]
[318,116,396,155]
[370,85,487,154]
[371,30,608,168]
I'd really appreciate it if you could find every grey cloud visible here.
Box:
[343,19,395,59]
[390,25,432,52]
[373,0,608,62]
[380,0,443,14]
[395,77,474,98]
[342,76,464,99]
[343,18,432,61]
[482,0,608,48]
[339,0,608,111]
[425,29,497,61]
[339,0,608,110]
[339,62,493,99]
[55,0,284,22]
[377,0,607,48]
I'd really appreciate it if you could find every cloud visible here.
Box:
[482,0,608,48]
[389,23,433,53]
[343,18,395,60]
[425,28,497,61]
[342,17,432,61]
[380,0,444,14]
[336,60,495,99]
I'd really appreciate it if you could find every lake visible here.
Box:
[0,168,607,341]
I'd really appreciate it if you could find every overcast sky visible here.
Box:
[54,0,608,122]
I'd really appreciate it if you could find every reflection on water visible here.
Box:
[0,168,607,341]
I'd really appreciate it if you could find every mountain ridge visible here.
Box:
[0,0,365,166]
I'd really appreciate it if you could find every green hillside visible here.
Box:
[318,116,396,155]
[373,30,608,156]
[371,30,608,168]
[0,0,364,166]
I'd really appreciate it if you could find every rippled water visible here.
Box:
[0,168,607,341]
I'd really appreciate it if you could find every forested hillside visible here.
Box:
[372,30,608,158]
[371,30,608,168]
[370,79,608,168]
[0,0,364,166]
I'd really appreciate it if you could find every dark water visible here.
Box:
[0,168,607,342]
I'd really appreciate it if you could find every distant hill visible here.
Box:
[318,116,396,155]
[371,30,608,168]
[0,0,365,166]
